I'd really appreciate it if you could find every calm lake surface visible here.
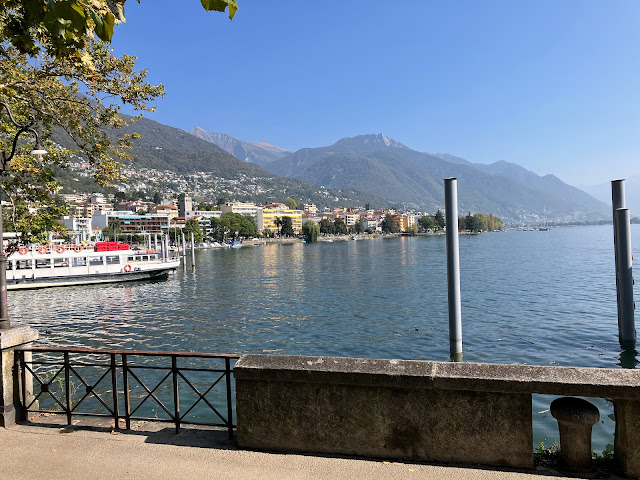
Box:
[10,224,639,451]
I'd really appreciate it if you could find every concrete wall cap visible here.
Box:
[0,325,39,350]
[234,355,640,398]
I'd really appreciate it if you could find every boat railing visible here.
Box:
[15,347,241,438]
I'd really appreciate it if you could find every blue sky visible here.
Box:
[111,1,640,187]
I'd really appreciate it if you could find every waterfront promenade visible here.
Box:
[0,423,625,480]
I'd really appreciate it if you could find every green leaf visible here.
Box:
[88,8,106,41]
[50,2,87,33]
[200,0,237,19]
[101,12,115,41]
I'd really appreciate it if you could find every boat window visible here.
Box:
[6,260,12,270]
[16,260,32,270]
[54,258,69,268]
[90,256,104,265]
[142,256,149,261]
[36,259,51,269]
[106,255,120,265]
[72,257,87,267]
[127,256,135,262]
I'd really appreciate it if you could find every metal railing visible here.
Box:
[15,347,241,438]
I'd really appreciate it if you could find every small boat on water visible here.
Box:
[6,241,181,290]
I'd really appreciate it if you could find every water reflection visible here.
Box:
[618,346,639,369]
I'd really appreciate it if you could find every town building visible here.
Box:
[256,203,303,234]
[178,196,193,218]
[220,202,259,220]
[302,203,317,214]
[92,211,171,234]
[60,216,92,242]
[150,204,179,220]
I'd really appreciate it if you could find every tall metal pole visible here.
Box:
[154,234,158,252]
[444,178,463,361]
[0,196,8,324]
[612,180,636,347]
[614,208,636,346]
[612,180,626,334]
[0,103,46,327]
[190,232,195,268]
[181,232,186,257]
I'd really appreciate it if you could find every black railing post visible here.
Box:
[110,353,119,431]
[226,357,233,439]
[63,351,72,425]
[122,353,131,430]
[18,350,27,420]
[172,355,180,434]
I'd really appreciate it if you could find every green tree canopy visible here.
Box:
[101,217,122,241]
[434,210,445,229]
[209,212,255,242]
[1,1,237,60]
[319,218,334,235]
[284,198,298,210]
[280,216,294,237]
[418,215,435,231]
[302,220,319,243]
[380,213,398,233]
[352,217,364,234]
[0,33,163,249]
[183,218,203,244]
[334,217,348,235]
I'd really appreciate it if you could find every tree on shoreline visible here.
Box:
[434,210,445,229]
[183,218,203,244]
[280,216,294,237]
[380,213,397,233]
[210,212,255,242]
[302,220,319,243]
[418,215,435,232]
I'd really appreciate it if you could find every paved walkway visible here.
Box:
[0,423,624,480]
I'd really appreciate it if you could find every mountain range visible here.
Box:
[189,127,290,166]
[53,113,612,223]
[52,118,392,210]
[191,129,610,223]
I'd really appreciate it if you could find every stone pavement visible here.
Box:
[0,423,626,480]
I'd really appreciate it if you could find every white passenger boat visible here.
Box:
[6,242,181,290]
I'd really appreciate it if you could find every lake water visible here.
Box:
[9,224,639,451]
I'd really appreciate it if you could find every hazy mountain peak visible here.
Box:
[188,127,289,166]
[431,153,472,165]
[251,140,290,155]
[335,134,408,150]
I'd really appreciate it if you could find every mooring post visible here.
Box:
[614,208,636,346]
[444,178,463,362]
[612,180,625,333]
[181,232,186,257]
[154,234,158,252]
[612,180,636,347]
[190,232,196,268]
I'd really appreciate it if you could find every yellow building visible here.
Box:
[392,214,414,232]
[257,204,303,234]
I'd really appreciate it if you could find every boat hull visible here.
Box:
[6,244,181,290]
[7,268,174,290]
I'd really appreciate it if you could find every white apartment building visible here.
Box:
[220,202,259,220]
[60,216,92,241]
